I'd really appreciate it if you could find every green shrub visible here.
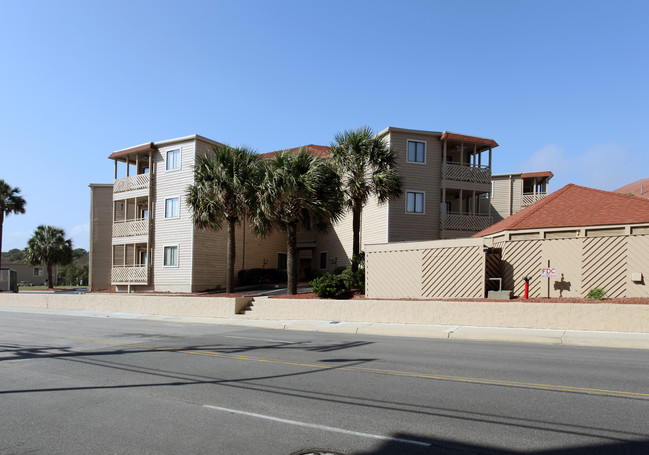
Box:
[332,265,349,275]
[310,273,345,299]
[587,288,607,300]
[238,268,287,286]
[340,268,365,293]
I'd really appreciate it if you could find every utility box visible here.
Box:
[0,268,18,292]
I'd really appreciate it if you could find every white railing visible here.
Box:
[112,219,148,237]
[521,192,547,207]
[111,266,148,284]
[441,213,491,231]
[114,174,151,193]
[442,163,491,184]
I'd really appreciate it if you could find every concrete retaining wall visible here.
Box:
[253,299,649,333]
[1,293,648,333]
[0,293,252,318]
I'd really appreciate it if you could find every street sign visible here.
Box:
[541,267,557,278]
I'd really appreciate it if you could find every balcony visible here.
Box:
[442,163,491,184]
[297,229,318,248]
[441,213,491,232]
[521,192,548,207]
[111,266,148,284]
[114,173,151,193]
[113,219,148,237]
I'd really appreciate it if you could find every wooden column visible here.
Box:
[126,157,130,177]
[472,190,476,215]
[114,160,118,180]
[459,189,463,215]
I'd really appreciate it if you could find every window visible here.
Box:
[406,191,425,213]
[407,140,425,163]
[166,149,180,171]
[320,252,327,269]
[277,253,287,270]
[163,246,178,267]
[33,267,43,277]
[165,197,179,218]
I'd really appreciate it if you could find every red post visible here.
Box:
[524,280,529,299]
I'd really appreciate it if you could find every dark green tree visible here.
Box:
[0,180,26,274]
[25,225,73,289]
[186,145,260,293]
[254,149,344,294]
[330,126,402,272]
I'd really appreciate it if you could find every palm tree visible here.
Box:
[25,225,73,289]
[254,149,344,295]
[330,126,402,272]
[186,145,260,293]
[0,180,26,275]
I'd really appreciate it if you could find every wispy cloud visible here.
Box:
[517,142,646,192]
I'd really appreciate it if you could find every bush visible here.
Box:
[310,273,345,299]
[340,268,365,293]
[332,265,349,275]
[587,288,607,300]
[238,268,287,286]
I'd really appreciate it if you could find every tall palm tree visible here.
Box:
[0,179,26,275]
[186,145,260,293]
[25,225,73,289]
[330,126,402,272]
[254,149,344,295]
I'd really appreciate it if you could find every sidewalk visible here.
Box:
[3,306,649,350]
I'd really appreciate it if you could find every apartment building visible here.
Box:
[90,128,499,292]
[92,135,286,292]
[484,171,553,223]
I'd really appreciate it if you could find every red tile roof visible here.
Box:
[475,184,649,237]
[614,177,649,199]
[257,144,330,160]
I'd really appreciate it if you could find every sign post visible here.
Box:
[541,262,557,297]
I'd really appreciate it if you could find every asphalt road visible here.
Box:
[1,310,649,455]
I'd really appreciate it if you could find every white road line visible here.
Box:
[203,405,430,447]
[223,335,298,344]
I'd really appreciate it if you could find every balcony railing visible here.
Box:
[112,219,148,237]
[442,163,491,184]
[521,192,548,207]
[111,266,148,284]
[441,213,491,231]
[114,173,151,193]
[297,230,318,246]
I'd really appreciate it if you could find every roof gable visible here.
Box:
[475,184,649,237]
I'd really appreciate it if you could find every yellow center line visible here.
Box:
[67,337,649,400]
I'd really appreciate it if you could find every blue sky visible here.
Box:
[1,0,648,251]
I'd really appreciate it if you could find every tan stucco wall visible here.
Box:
[0,293,251,318]
[251,298,649,333]
[2,294,647,333]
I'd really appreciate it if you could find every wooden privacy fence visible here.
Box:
[365,234,649,299]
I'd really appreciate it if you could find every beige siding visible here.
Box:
[366,249,422,298]
[313,208,354,273]
[386,131,441,242]
[626,235,649,298]
[365,238,487,299]
[191,221,287,292]
[361,194,388,245]
[542,239,582,297]
[151,140,196,292]
[89,184,113,291]
[2,263,58,287]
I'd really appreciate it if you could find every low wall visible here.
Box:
[253,299,649,333]
[1,293,647,333]
[0,293,252,318]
